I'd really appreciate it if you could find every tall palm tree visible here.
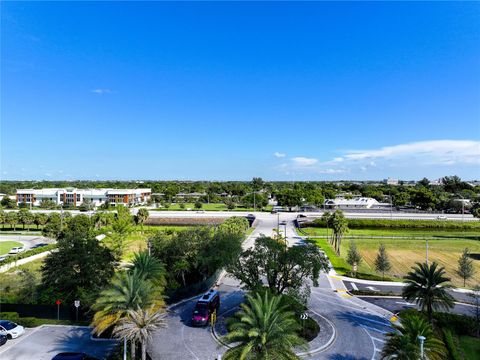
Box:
[382,313,446,360]
[222,291,307,360]
[172,259,189,287]
[331,210,348,255]
[113,306,167,360]
[129,251,166,289]
[91,270,163,335]
[402,262,454,323]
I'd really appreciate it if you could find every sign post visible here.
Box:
[210,309,217,328]
[300,313,308,337]
[55,299,62,320]
[74,300,80,322]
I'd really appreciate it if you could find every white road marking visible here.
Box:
[395,301,415,306]
[346,313,392,328]
[361,325,380,360]
[351,282,358,291]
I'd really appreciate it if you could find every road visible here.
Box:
[149,213,393,359]
[358,296,477,317]
[343,279,476,304]
[0,235,54,252]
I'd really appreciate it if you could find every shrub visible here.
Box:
[310,218,480,230]
[0,312,20,322]
[443,328,461,360]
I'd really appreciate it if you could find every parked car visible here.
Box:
[0,320,25,339]
[191,289,220,327]
[0,334,7,346]
[8,246,25,255]
[31,243,48,249]
[52,353,100,360]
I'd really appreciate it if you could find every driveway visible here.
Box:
[0,325,117,360]
[0,235,55,251]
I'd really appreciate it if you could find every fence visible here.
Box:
[0,302,89,321]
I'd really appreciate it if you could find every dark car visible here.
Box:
[0,334,7,346]
[52,353,100,360]
[191,289,220,327]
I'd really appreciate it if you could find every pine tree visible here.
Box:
[346,241,362,276]
[457,248,475,287]
[374,243,392,280]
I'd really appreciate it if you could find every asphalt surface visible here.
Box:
[358,296,477,317]
[149,213,393,359]
[0,325,117,360]
[343,280,475,304]
[0,235,54,252]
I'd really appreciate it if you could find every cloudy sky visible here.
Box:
[1,2,479,181]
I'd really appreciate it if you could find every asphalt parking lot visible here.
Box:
[0,325,117,360]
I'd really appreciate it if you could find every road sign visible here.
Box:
[55,299,61,305]
[300,313,308,320]
[74,300,80,308]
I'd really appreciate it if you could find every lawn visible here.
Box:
[458,336,480,358]
[0,258,44,303]
[0,241,23,255]
[302,227,480,287]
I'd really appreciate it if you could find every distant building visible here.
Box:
[16,188,151,207]
[383,178,399,186]
[324,197,385,209]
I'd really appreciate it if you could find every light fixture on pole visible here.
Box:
[418,335,426,359]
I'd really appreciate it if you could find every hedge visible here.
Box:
[309,218,480,230]
[0,312,88,327]
[443,328,462,360]
[0,244,57,266]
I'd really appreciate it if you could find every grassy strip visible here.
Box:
[301,227,480,240]
[1,244,57,266]
[0,312,89,327]
[458,336,480,358]
[310,237,350,275]
[0,241,23,255]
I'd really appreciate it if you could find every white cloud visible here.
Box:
[274,152,286,158]
[274,139,480,177]
[91,88,114,94]
[292,157,318,166]
[44,172,52,177]
[341,140,480,165]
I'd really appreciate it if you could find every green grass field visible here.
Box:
[0,241,23,255]
[302,227,480,287]
[458,336,480,358]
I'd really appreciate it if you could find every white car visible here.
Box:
[8,247,25,255]
[437,215,448,220]
[0,320,25,339]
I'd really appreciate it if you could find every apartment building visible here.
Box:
[16,188,151,207]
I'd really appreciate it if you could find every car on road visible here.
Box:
[8,246,25,255]
[31,243,48,249]
[437,215,448,220]
[52,353,100,360]
[0,255,9,263]
[0,334,7,346]
[0,320,25,339]
[191,289,220,327]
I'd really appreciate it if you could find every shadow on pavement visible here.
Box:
[327,354,369,360]
[51,327,117,360]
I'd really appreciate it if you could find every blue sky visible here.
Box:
[1,1,479,181]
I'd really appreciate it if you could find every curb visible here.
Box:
[209,307,337,356]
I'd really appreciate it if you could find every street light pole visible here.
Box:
[418,335,426,359]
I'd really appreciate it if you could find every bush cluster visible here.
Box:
[310,218,480,230]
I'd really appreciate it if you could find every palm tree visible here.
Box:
[91,270,163,335]
[331,210,348,255]
[402,262,454,323]
[113,306,167,360]
[222,291,307,360]
[0,210,6,229]
[129,251,166,289]
[135,208,149,233]
[6,211,18,231]
[382,313,446,360]
[172,259,189,287]
[34,213,48,230]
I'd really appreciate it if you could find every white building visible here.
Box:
[383,178,399,185]
[324,197,381,209]
[16,188,151,207]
